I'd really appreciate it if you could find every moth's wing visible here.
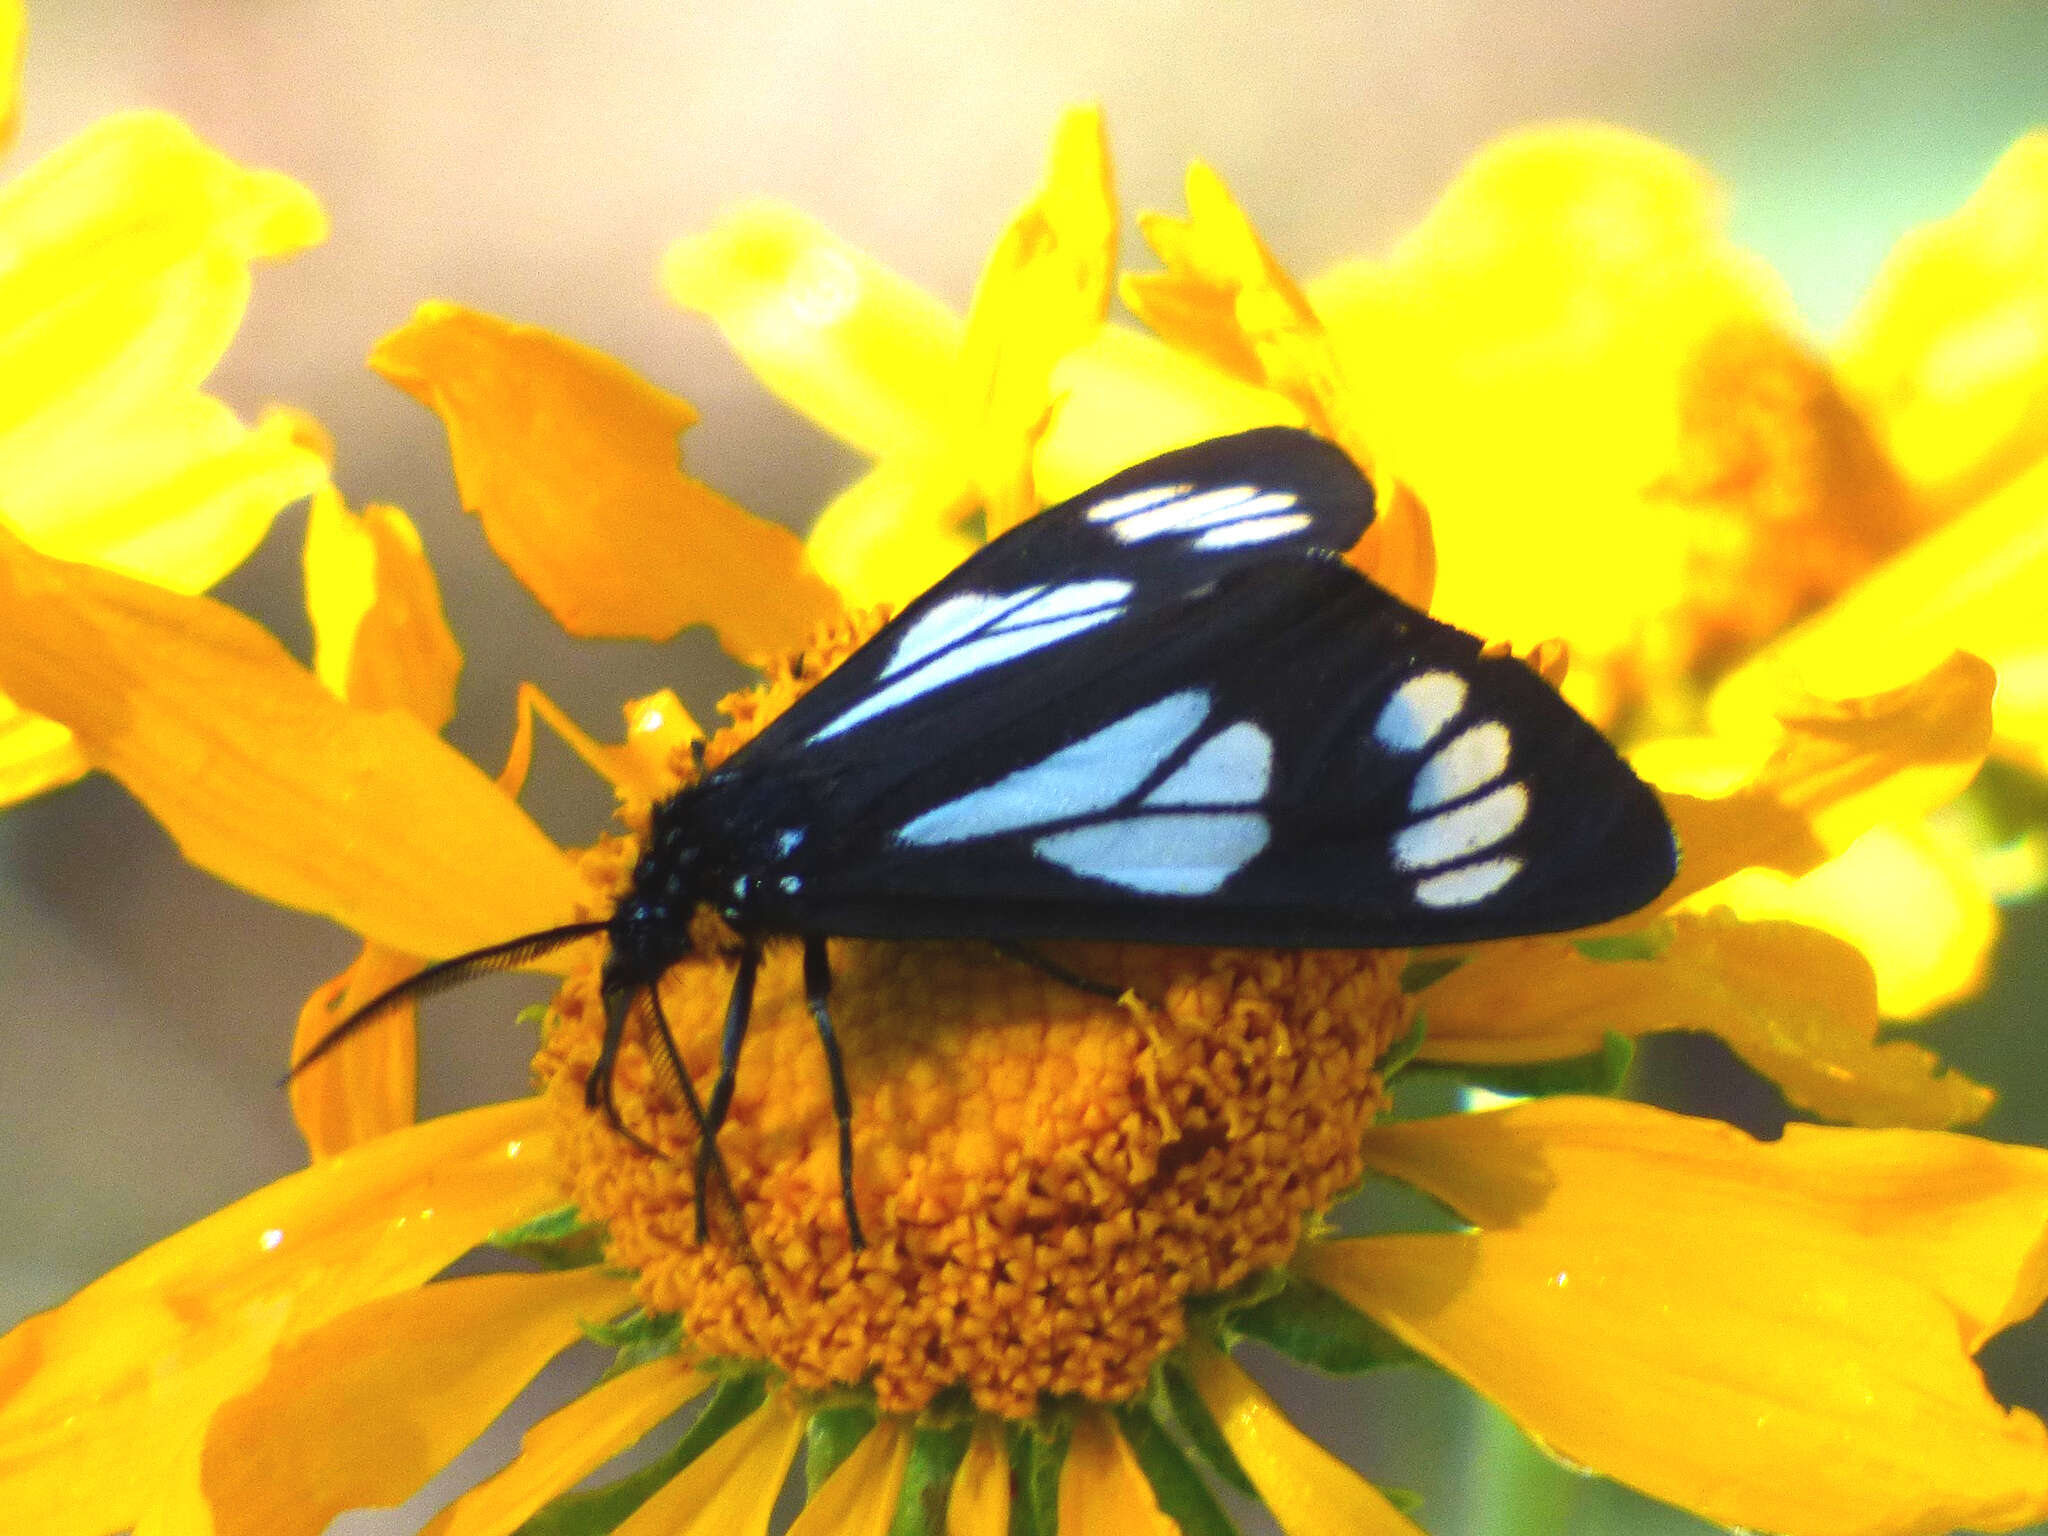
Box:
[748,558,1679,948]
[737,425,1374,767]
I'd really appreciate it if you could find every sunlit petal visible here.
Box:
[0,1100,558,1536]
[611,1394,805,1536]
[663,201,965,462]
[784,1419,910,1536]
[0,0,19,149]
[1181,1343,1426,1536]
[290,941,421,1159]
[802,454,976,611]
[1309,1098,2048,1536]
[1058,1409,1179,1535]
[0,527,587,957]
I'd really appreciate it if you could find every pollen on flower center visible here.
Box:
[531,618,1411,1415]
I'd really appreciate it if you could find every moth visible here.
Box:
[296,426,1679,1250]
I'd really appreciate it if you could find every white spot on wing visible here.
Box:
[1145,722,1273,807]
[881,589,1043,679]
[1086,483,1190,523]
[1374,671,1467,752]
[990,580,1133,630]
[897,692,1211,845]
[1108,486,1306,544]
[1414,857,1522,908]
[1193,513,1314,550]
[1410,721,1511,811]
[1393,782,1529,870]
[1035,812,1269,894]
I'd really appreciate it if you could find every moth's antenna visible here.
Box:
[283,920,611,1084]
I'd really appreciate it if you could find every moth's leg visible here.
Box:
[695,943,759,1242]
[647,983,767,1290]
[802,935,866,1250]
[986,939,1126,1002]
[588,985,665,1161]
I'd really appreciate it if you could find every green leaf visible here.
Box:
[1008,1421,1070,1536]
[580,1309,683,1378]
[1399,954,1466,992]
[490,1204,609,1270]
[1113,1403,1241,1536]
[1573,920,1673,963]
[887,1421,975,1536]
[807,1403,878,1496]
[1425,1032,1635,1098]
[514,1371,764,1536]
[1376,1007,1428,1077]
[1162,1360,1255,1497]
[1226,1274,1420,1374]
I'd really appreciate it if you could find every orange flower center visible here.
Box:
[531,617,1411,1415]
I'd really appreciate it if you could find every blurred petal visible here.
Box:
[290,941,420,1159]
[192,1268,635,1536]
[1714,454,2048,771]
[422,1357,710,1536]
[1058,1409,1179,1536]
[1420,910,1992,1128]
[1709,821,1998,1019]
[961,105,1116,535]
[371,303,839,663]
[0,689,88,806]
[611,1394,805,1536]
[0,527,586,957]
[803,454,976,611]
[0,1100,557,1536]
[304,487,462,731]
[1182,1343,1426,1536]
[946,1421,1010,1536]
[502,681,701,805]
[0,0,19,148]
[1838,133,2048,515]
[0,113,326,589]
[784,1419,910,1536]
[1309,1098,2048,1536]
[662,201,965,462]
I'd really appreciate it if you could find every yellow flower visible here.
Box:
[4,106,2048,1536]
[0,2,330,806]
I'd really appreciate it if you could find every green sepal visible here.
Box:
[1420,1031,1635,1098]
[1573,920,1673,963]
[1399,954,1466,992]
[518,1002,553,1033]
[1380,1483,1424,1514]
[1113,1403,1242,1536]
[1376,1007,1428,1078]
[579,1309,682,1379]
[1161,1359,1255,1497]
[489,1204,609,1270]
[513,1370,765,1536]
[807,1402,879,1496]
[1007,1419,1070,1536]
[1225,1274,1420,1374]
[887,1420,975,1536]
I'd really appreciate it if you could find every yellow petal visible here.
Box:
[945,1420,1010,1536]
[422,1356,710,1536]
[501,680,701,805]
[1708,820,1998,1020]
[192,1267,635,1536]
[785,1419,911,1536]
[1837,133,2048,515]
[1181,1343,1426,1536]
[290,941,420,1159]
[1421,909,1992,1128]
[0,688,88,806]
[1714,453,2048,770]
[0,1099,558,1536]
[0,526,587,957]
[1058,1409,1180,1536]
[0,113,326,590]
[663,201,965,462]
[1308,1097,2048,1536]
[802,454,977,612]
[960,105,1116,536]
[370,303,839,663]
[612,1394,805,1536]
[304,487,462,730]
[0,0,20,149]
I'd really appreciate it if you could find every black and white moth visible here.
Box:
[296,426,1679,1250]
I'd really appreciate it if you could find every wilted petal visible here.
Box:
[191,1267,635,1536]
[0,527,586,957]
[0,1100,558,1536]
[1420,910,1992,1128]
[1308,1097,2048,1536]
[421,1356,709,1536]
[1058,1409,1180,1536]
[784,1419,909,1536]
[960,105,1116,535]
[611,1394,805,1536]
[1838,133,2048,515]
[1182,1343,1426,1536]
[663,201,964,462]
[290,941,421,1159]
[371,303,838,664]
[500,681,701,805]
